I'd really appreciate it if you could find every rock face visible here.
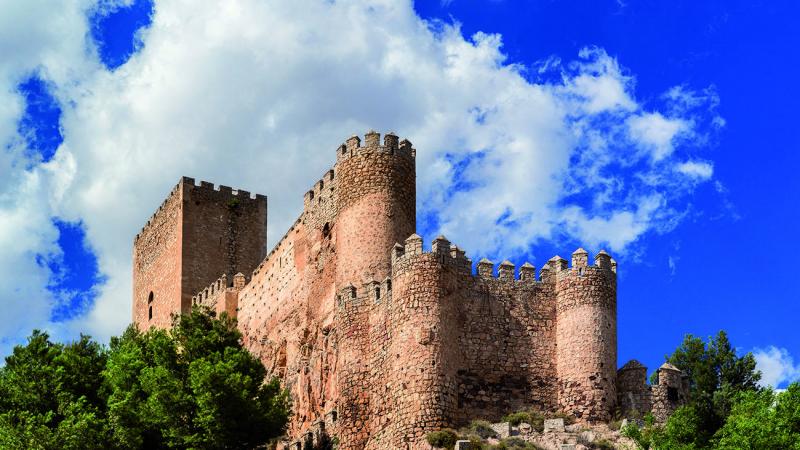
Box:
[131,131,641,450]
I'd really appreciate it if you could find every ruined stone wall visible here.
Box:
[554,250,617,422]
[616,361,689,423]
[133,182,183,329]
[616,360,652,417]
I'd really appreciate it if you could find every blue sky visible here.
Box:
[1,0,798,387]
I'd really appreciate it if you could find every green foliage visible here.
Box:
[500,410,545,431]
[713,383,800,449]
[425,428,458,449]
[663,330,761,446]
[0,331,111,449]
[105,307,290,449]
[501,411,531,426]
[0,307,290,450]
[469,419,498,439]
[621,413,657,450]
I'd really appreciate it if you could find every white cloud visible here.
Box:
[627,112,689,161]
[677,160,714,180]
[754,346,800,388]
[0,0,722,349]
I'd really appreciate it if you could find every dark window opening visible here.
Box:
[386,280,392,291]
[308,191,314,200]
[148,305,153,320]
[148,291,154,303]
[322,223,331,238]
[375,287,381,300]
[319,180,324,189]
[329,170,335,180]
[667,387,679,402]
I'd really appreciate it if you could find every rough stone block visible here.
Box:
[560,445,576,450]
[544,418,565,433]
[455,440,472,450]
[491,422,512,439]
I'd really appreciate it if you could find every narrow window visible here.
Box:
[375,287,381,300]
[319,180,324,189]
[148,292,154,303]
[148,305,153,320]
[386,280,392,291]
[322,223,331,238]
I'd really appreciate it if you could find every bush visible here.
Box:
[426,428,459,449]
[469,419,498,439]
[502,411,532,426]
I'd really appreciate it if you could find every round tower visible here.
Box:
[334,131,416,287]
[553,249,617,422]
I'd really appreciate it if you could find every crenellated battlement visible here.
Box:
[388,234,617,285]
[336,130,415,163]
[192,273,229,306]
[133,180,182,243]
[134,177,266,243]
[543,248,618,282]
[391,234,471,274]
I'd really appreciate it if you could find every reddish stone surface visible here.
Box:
[133,131,663,450]
[133,178,267,329]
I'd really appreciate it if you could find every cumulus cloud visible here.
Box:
[0,0,723,348]
[754,346,800,388]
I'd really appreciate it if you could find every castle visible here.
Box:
[132,131,686,449]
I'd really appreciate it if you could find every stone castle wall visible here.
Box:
[133,131,678,450]
[616,360,689,423]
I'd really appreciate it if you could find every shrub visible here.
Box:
[469,419,498,439]
[502,411,532,426]
[426,429,459,449]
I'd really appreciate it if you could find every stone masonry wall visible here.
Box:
[554,250,617,422]
[180,178,267,314]
[133,177,267,329]
[616,361,690,423]
[133,181,183,329]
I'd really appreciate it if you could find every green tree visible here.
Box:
[714,383,800,449]
[0,331,111,449]
[663,330,761,446]
[104,306,290,449]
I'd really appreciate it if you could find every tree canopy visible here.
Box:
[0,307,290,450]
[622,330,800,449]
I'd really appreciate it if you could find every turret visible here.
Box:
[554,248,617,422]
[334,131,416,287]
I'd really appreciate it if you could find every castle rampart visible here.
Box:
[133,131,677,450]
